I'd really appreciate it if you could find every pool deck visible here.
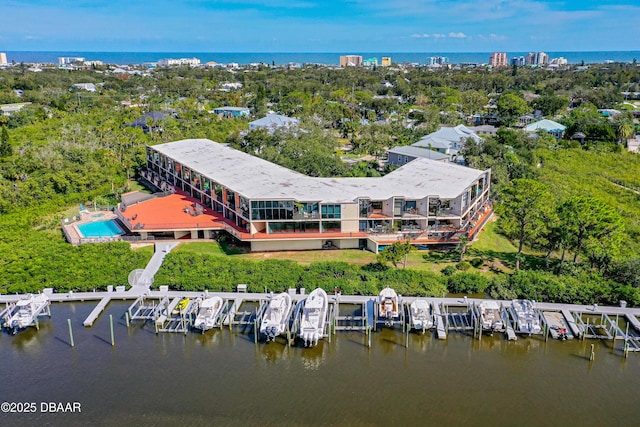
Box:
[62,210,119,245]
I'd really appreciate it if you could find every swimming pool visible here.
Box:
[77,220,124,238]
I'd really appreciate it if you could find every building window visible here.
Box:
[321,204,341,219]
[268,221,319,233]
[239,196,249,219]
[322,221,341,233]
[251,200,294,221]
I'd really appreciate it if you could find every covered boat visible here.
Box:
[378,287,399,323]
[299,288,328,347]
[512,299,542,335]
[409,299,433,332]
[193,296,224,332]
[260,292,293,341]
[479,301,504,332]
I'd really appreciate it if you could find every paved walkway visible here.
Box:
[131,242,179,291]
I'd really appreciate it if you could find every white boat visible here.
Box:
[511,299,542,335]
[478,301,504,332]
[299,288,328,347]
[193,296,224,332]
[409,299,433,332]
[260,292,292,341]
[2,294,50,334]
[378,287,399,323]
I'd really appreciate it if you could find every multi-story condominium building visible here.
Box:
[427,56,449,67]
[363,57,378,67]
[157,57,201,67]
[489,52,507,67]
[549,57,568,66]
[58,57,85,66]
[511,56,526,66]
[525,52,548,66]
[0,52,7,65]
[381,57,392,66]
[123,139,492,252]
[339,55,363,67]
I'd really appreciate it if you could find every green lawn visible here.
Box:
[175,241,228,256]
[469,220,517,253]
[169,220,518,275]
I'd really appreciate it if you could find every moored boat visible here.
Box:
[410,299,433,332]
[479,301,504,332]
[511,299,542,335]
[2,294,50,335]
[193,296,224,332]
[173,297,190,315]
[299,288,328,347]
[378,287,399,324]
[260,292,293,342]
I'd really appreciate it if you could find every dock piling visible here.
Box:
[125,311,130,328]
[405,326,409,348]
[67,319,75,347]
[589,344,595,361]
[624,342,629,358]
[110,314,115,346]
[253,307,258,344]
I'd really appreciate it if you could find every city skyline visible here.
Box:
[1,1,639,52]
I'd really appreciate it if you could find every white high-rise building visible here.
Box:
[525,52,548,66]
[157,57,201,67]
[427,56,449,67]
[58,57,85,66]
[0,52,7,65]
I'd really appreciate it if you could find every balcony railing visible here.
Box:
[293,212,320,220]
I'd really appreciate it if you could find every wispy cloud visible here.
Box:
[410,31,469,39]
[448,32,468,39]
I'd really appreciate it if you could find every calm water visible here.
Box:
[77,220,124,238]
[5,51,640,66]
[1,301,639,427]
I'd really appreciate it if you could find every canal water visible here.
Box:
[1,301,639,426]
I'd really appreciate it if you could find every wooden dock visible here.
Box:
[432,302,447,339]
[6,288,640,353]
[561,310,583,338]
[542,311,574,339]
[83,296,112,327]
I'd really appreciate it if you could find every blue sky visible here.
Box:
[1,0,639,52]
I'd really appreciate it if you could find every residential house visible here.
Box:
[412,125,482,162]
[249,114,299,133]
[71,83,97,92]
[0,102,32,116]
[524,119,566,139]
[211,107,250,118]
[126,111,171,133]
[466,125,498,136]
[387,146,450,166]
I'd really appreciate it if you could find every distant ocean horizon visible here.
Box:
[3,51,640,66]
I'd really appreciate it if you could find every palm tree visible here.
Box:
[615,119,634,146]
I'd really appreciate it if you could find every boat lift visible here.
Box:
[1,294,51,334]
[127,295,160,322]
[440,300,475,336]
[374,296,405,330]
[156,298,199,334]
